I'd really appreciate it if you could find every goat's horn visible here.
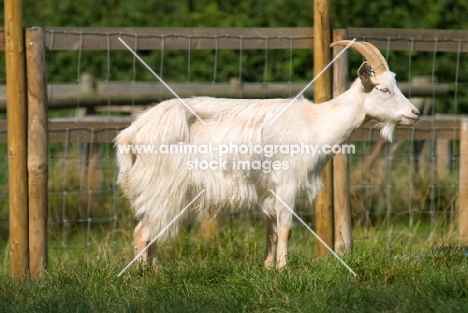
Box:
[330,40,390,74]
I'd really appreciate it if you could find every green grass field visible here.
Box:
[0,221,467,313]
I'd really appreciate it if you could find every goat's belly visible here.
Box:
[190,169,262,216]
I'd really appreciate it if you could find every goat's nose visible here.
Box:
[412,109,420,116]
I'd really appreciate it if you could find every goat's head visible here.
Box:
[331,41,420,141]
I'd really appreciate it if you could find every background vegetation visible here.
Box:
[13,0,468,29]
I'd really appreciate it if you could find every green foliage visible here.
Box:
[18,0,468,30]
[331,0,468,29]
[19,0,313,28]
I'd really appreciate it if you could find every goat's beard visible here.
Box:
[377,122,396,142]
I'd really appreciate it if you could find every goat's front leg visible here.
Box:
[276,210,292,269]
[134,221,158,266]
[263,216,277,268]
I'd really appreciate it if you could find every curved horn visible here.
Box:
[330,40,390,74]
[361,42,390,72]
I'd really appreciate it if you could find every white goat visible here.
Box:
[116,41,420,269]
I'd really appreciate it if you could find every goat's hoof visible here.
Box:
[276,262,287,270]
[263,261,275,269]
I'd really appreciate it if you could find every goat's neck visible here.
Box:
[310,88,366,145]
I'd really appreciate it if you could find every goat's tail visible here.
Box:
[115,128,135,184]
[115,100,191,185]
[115,99,194,242]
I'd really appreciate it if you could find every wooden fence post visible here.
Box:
[26,27,48,278]
[5,0,29,277]
[459,119,468,245]
[437,139,450,175]
[332,29,352,255]
[314,0,334,256]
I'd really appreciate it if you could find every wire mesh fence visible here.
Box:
[0,27,467,255]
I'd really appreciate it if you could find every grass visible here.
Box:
[0,222,467,313]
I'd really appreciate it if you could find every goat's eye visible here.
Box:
[379,87,390,93]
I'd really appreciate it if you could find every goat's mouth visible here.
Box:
[400,114,420,125]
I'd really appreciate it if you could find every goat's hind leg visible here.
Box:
[276,210,292,269]
[263,216,277,268]
[134,221,158,266]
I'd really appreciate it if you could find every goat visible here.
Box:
[115,41,420,269]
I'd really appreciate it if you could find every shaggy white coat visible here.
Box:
[116,63,420,268]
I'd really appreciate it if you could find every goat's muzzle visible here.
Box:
[400,108,420,125]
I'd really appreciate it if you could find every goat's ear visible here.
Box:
[357,61,377,92]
